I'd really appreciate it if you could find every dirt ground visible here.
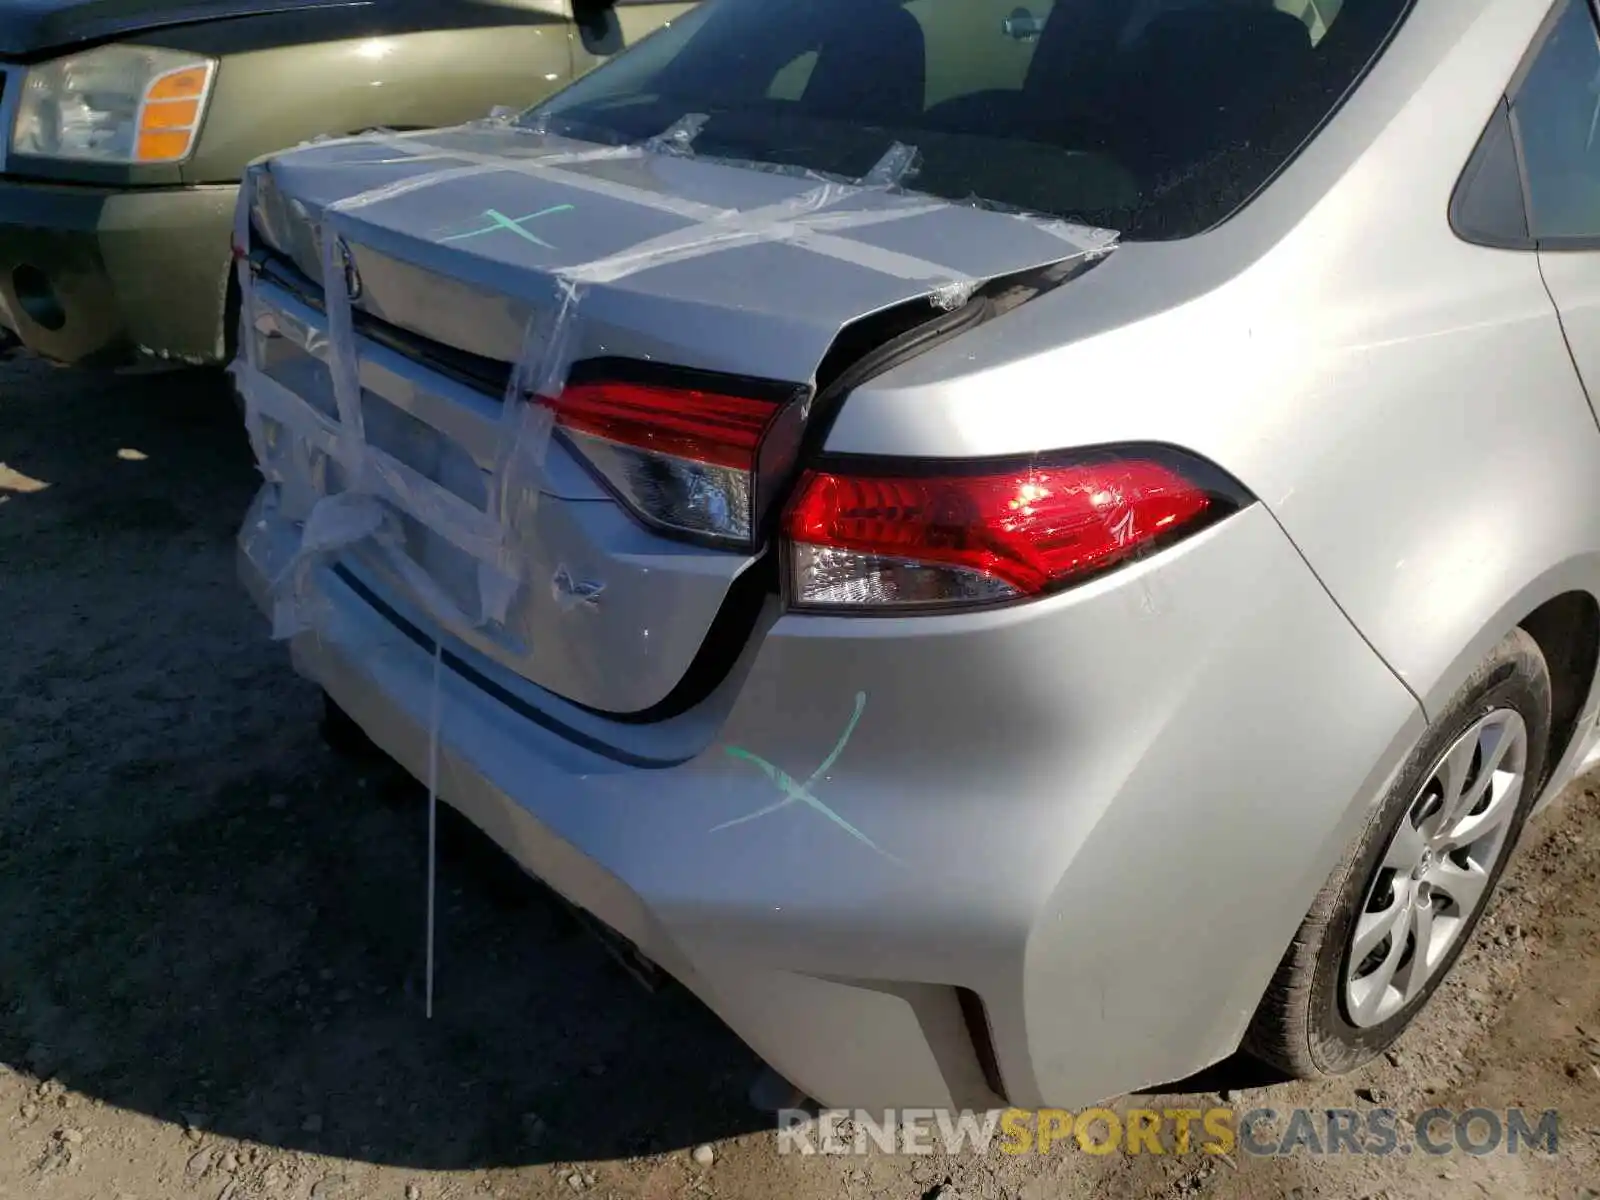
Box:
[2,353,1599,1200]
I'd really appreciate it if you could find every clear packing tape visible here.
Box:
[233,116,1118,647]
[231,115,1116,1016]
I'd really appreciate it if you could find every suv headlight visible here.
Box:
[11,45,216,165]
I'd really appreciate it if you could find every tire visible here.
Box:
[1246,628,1552,1078]
[229,302,247,422]
[319,691,383,761]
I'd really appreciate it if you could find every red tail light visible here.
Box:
[782,451,1238,611]
[544,369,803,548]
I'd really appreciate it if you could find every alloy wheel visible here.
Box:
[1343,708,1528,1028]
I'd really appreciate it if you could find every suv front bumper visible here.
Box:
[0,178,236,366]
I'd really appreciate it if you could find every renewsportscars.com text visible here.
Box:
[776,1107,1561,1158]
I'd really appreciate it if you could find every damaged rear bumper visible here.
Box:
[239,489,1422,1111]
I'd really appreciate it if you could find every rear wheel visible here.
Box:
[1247,629,1551,1077]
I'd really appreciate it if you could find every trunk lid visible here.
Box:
[244,124,1113,716]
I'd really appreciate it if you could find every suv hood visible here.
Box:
[0,0,368,56]
[241,124,1117,717]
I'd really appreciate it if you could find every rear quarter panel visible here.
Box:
[817,0,1600,1083]
[830,0,1600,740]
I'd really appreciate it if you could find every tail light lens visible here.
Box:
[545,369,804,548]
[543,366,1243,613]
[782,450,1243,611]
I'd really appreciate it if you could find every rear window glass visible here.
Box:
[531,0,1412,240]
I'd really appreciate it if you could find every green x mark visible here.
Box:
[714,692,903,865]
[438,204,575,249]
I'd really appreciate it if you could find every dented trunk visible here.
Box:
[237,123,1114,716]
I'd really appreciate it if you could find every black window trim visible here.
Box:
[1449,96,1532,251]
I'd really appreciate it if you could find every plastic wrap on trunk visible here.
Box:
[233,118,1117,666]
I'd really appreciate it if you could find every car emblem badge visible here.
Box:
[336,237,362,303]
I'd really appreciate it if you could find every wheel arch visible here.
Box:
[221,261,241,364]
[1418,563,1600,804]
[1518,589,1600,796]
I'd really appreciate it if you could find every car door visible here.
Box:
[570,0,699,77]
[1503,0,1600,416]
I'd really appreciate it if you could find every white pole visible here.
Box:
[425,640,442,1020]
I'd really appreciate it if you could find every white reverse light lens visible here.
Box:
[562,429,755,543]
[790,543,1019,609]
[12,45,216,165]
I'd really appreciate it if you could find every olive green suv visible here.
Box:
[0,0,691,367]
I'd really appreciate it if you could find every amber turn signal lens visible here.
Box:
[141,99,200,130]
[145,66,210,101]
[133,64,213,162]
[135,130,194,162]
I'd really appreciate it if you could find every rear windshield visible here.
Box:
[531,0,1412,240]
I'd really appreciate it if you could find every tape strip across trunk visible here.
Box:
[233,118,1118,642]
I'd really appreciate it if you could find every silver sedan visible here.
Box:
[234,0,1600,1111]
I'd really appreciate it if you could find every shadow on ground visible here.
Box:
[0,360,769,1170]
[1141,1052,1292,1096]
